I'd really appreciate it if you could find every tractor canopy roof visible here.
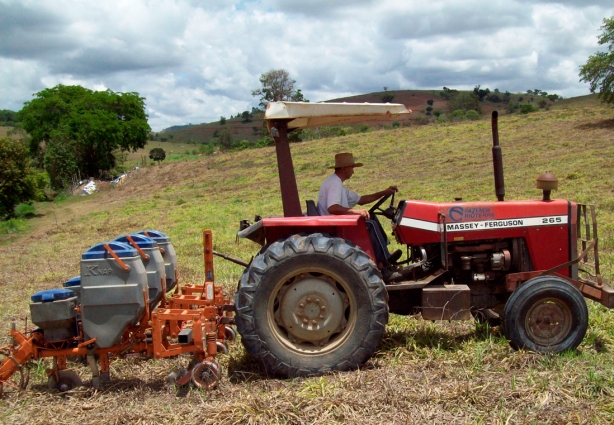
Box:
[264,101,412,130]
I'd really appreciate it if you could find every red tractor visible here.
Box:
[233,102,614,378]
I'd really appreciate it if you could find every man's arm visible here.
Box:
[327,204,370,219]
[357,186,398,205]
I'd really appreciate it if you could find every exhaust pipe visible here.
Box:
[491,111,505,201]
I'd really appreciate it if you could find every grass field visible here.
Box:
[1,102,614,424]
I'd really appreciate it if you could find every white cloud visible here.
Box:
[0,0,612,130]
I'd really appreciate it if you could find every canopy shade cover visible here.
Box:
[264,102,412,130]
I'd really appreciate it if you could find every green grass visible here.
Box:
[1,102,614,423]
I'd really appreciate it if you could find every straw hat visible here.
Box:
[329,152,363,169]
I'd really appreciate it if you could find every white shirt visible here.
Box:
[317,174,360,215]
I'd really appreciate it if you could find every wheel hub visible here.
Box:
[526,299,572,346]
[275,274,348,346]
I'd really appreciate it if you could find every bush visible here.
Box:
[451,109,465,120]
[0,137,37,218]
[427,99,434,106]
[466,110,480,120]
[199,143,215,155]
[14,203,36,218]
[392,121,401,128]
[149,148,166,163]
[505,102,520,114]
[414,116,430,125]
[520,104,537,114]
[381,93,395,103]
[255,137,274,148]
[358,124,371,133]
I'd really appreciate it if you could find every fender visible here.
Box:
[238,215,377,261]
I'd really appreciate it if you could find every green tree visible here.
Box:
[381,92,395,102]
[473,85,490,101]
[19,85,150,189]
[291,89,308,102]
[216,127,233,150]
[580,17,614,105]
[427,99,434,106]
[43,133,79,190]
[220,116,226,125]
[448,92,482,114]
[149,148,166,164]
[241,111,253,123]
[252,69,309,108]
[0,137,36,218]
[0,110,19,125]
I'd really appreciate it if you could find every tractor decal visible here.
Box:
[399,215,568,232]
[448,206,495,222]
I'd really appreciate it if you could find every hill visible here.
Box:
[162,89,586,145]
[1,101,613,423]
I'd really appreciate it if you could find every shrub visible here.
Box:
[427,99,434,106]
[392,121,401,128]
[381,93,395,103]
[149,148,166,163]
[0,137,37,218]
[14,203,36,218]
[414,116,430,125]
[505,102,520,114]
[520,104,537,114]
[466,110,480,120]
[199,143,215,155]
[451,109,465,120]
[255,137,274,147]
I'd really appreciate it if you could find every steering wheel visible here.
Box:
[369,189,396,220]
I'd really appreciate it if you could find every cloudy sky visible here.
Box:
[1,0,612,131]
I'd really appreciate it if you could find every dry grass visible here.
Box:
[1,104,614,424]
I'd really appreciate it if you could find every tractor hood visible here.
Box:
[264,101,412,130]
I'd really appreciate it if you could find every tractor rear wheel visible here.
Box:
[503,276,588,353]
[235,234,388,378]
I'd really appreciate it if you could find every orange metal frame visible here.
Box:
[0,229,234,392]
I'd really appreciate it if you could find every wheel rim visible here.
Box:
[191,361,220,389]
[269,268,355,355]
[524,297,572,346]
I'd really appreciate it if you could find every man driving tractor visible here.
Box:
[317,152,398,217]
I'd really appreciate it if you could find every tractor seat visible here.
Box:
[306,200,320,216]
[366,219,402,266]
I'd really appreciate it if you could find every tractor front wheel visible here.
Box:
[503,276,588,353]
[235,234,388,378]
